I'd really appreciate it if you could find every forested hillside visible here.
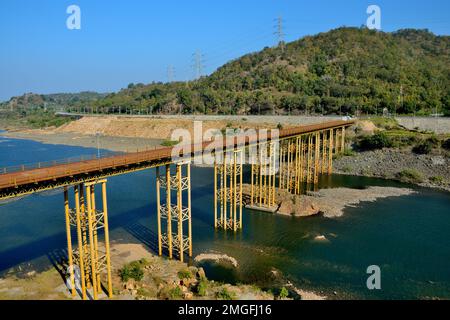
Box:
[2,27,449,116]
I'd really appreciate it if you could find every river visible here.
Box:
[0,132,449,299]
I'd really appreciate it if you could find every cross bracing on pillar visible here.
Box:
[214,149,243,232]
[156,162,192,262]
[63,180,113,300]
[160,203,190,222]
[160,233,190,254]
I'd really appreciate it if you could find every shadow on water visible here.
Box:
[0,203,156,274]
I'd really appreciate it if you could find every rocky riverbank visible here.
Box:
[242,184,415,218]
[0,242,323,300]
[333,148,450,192]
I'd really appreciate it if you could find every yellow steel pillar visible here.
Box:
[322,131,327,174]
[187,163,192,258]
[90,185,101,292]
[328,129,334,175]
[101,181,113,298]
[299,136,304,187]
[74,186,87,300]
[223,158,227,228]
[306,135,312,184]
[250,162,254,206]
[239,151,243,230]
[214,162,218,228]
[85,185,98,300]
[314,132,321,185]
[215,150,243,231]
[158,163,192,261]
[166,165,173,259]
[177,165,184,262]
[64,187,75,297]
[156,167,162,255]
[341,127,346,153]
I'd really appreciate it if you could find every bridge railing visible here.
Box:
[0,151,122,175]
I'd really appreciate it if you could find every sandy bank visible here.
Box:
[243,185,415,218]
[304,187,416,218]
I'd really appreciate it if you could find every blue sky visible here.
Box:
[0,0,448,101]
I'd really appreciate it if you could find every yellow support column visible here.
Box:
[187,163,192,258]
[214,162,218,228]
[90,185,101,293]
[299,136,304,186]
[272,144,276,205]
[322,131,327,174]
[233,152,238,231]
[250,163,254,206]
[223,158,227,229]
[314,132,321,184]
[177,165,183,262]
[74,186,87,300]
[239,151,243,230]
[156,167,162,255]
[341,127,346,153]
[328,129,334,175]
[306,135,312,184]
[85,185,98,300]
[166,165,172,259]
[64,187,75,297]
[101,181,113,298]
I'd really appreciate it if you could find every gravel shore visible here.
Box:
[333,149,450,191]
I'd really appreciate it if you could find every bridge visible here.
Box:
[0,120,354,300]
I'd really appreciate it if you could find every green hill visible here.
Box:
[3,27,450,117]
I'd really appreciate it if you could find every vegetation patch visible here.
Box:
[177,269,193,280]
[216,287,236,300]
[161,140,179,147]
[278,287,289,299]
[119,259,148,282]
[396,169,423,184]
[195,279,208,297]
[357,132,393,151]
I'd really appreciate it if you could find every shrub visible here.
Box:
[412,141,433,154]
[442,138,450,151]
[342,165,353,173]
[119,261,145,282]
[358,132,393,151]
[396,169,423,184]
[196,279,208,297]
[429,176,444,184]
[277,123,283,130]
[161,140,179,147]
[278,287,289,299]
[169,286,184,300]
[216,287,236,300]
[343,149,356,157]
[177,269,193,280]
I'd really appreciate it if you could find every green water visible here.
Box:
[0,134,449,299]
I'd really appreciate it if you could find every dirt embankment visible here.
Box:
[2,116,295,152]
[47,116,290,140]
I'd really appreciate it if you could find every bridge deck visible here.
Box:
[0,120,353,199]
